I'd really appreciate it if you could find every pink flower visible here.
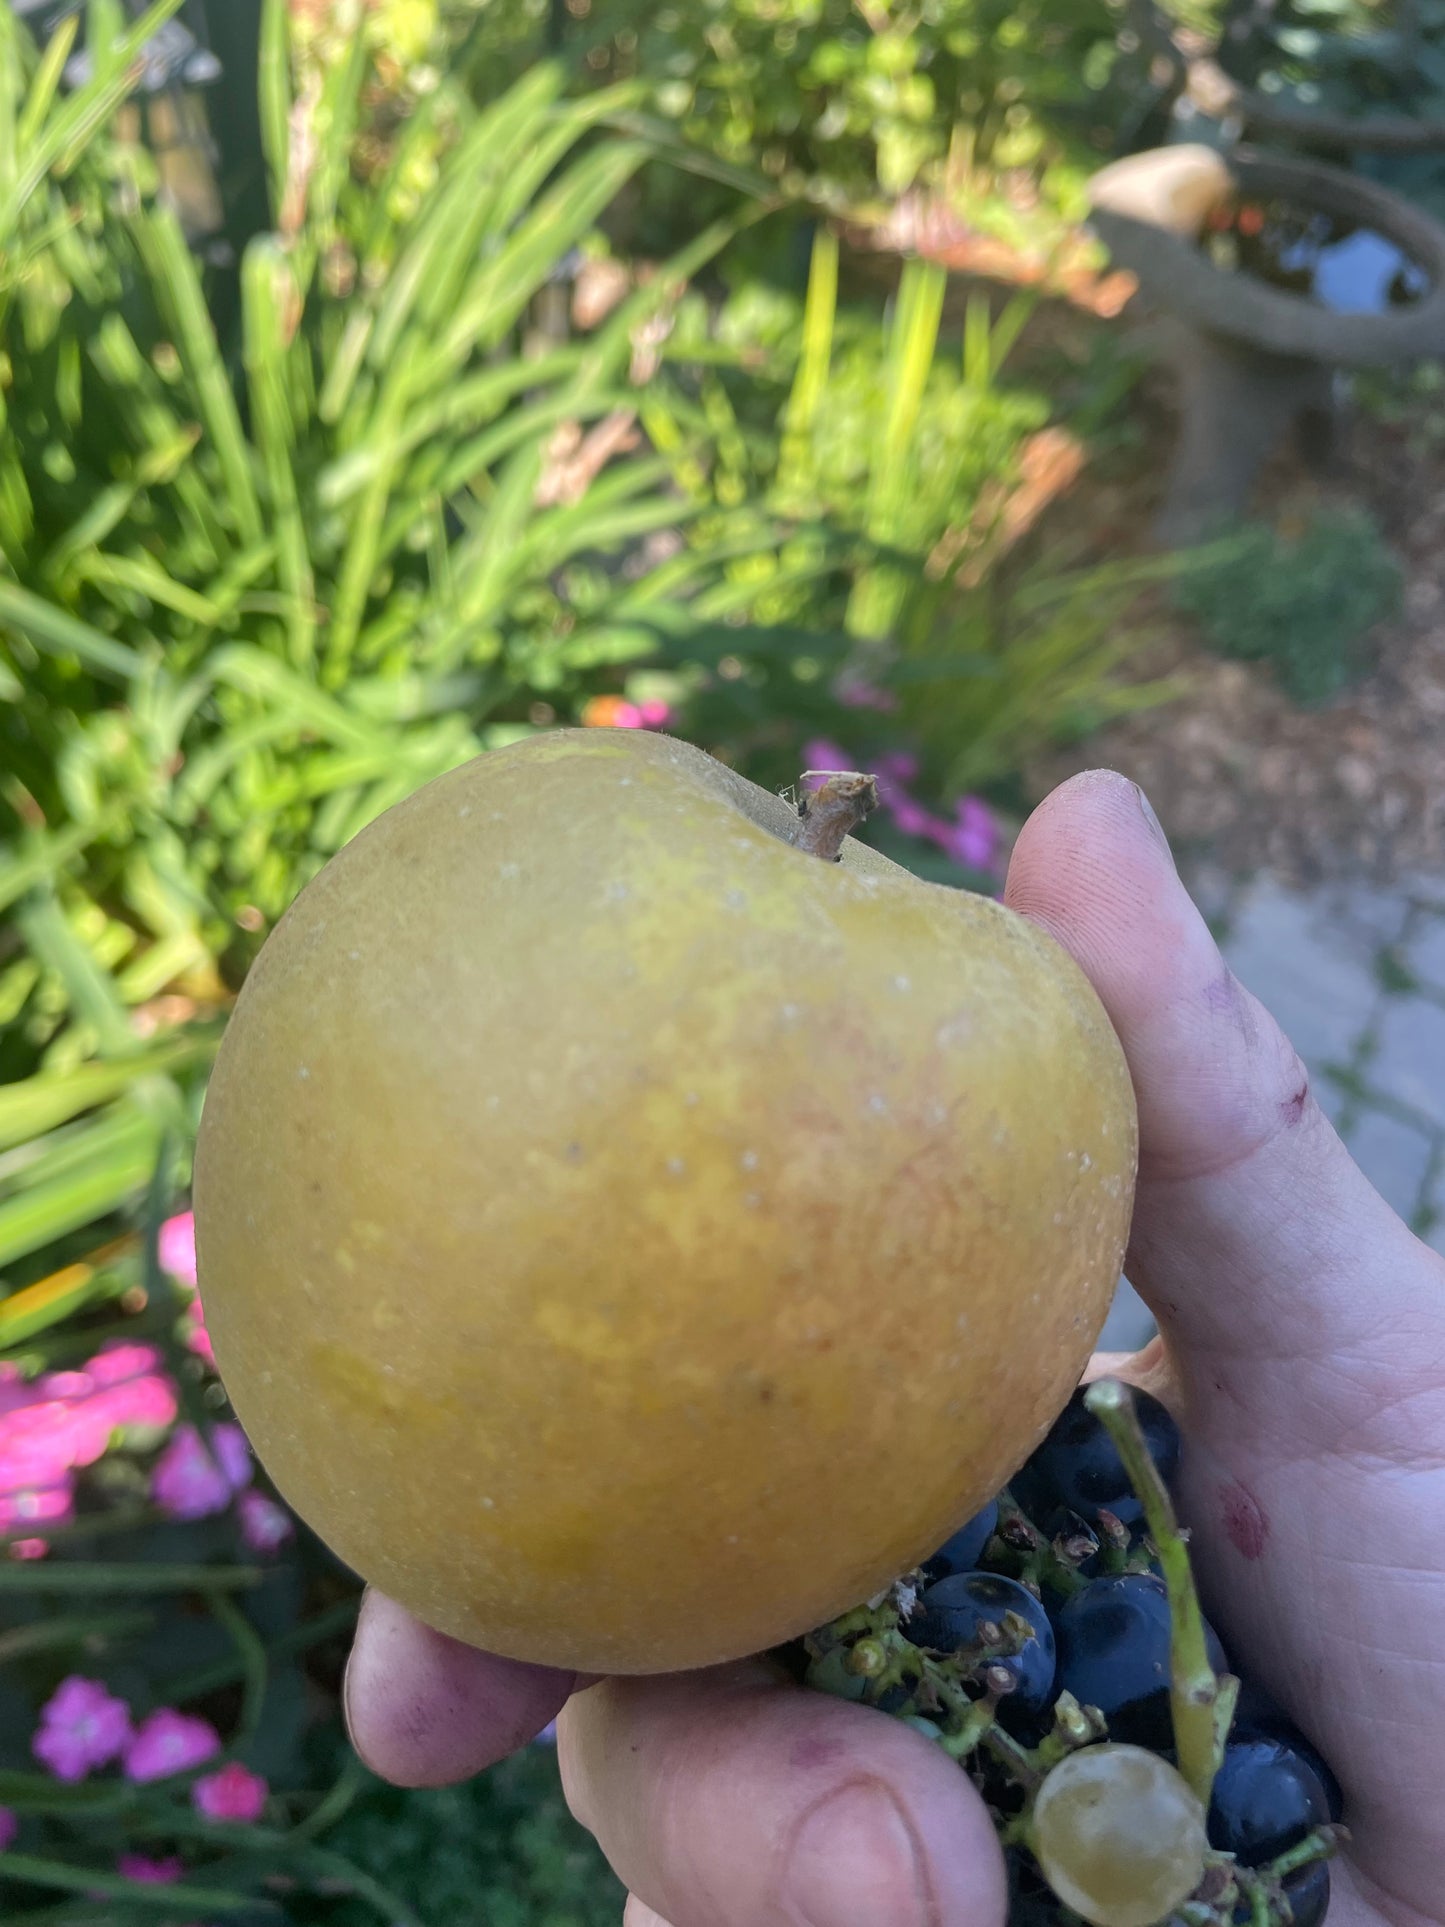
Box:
[580,694,673,731]
[237,1489,294,1554]
[71,1344,178,1454]
[150,1424,252,1521]
[158,1211,197,1287]
[8,1536,51,1560]
[191,1760,267,1822]
[801,739,853,784]
[183,1297,216,1370]
[0,1805,16,1852]
[1,1344,178,1548]
[0,1474,75,1537]
[834,677,897,712]
[873,750,920,786]
[32,1677,133,1782]
[0,1364,43,1418]
[124,1710,221,1783]
[117,1853,184,1883]
[944,796,999,873]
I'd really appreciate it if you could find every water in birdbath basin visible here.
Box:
[1201,196,1431,313]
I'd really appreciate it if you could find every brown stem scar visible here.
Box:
[791,771,880,862]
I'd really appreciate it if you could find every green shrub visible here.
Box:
[321,1752,625,1927]
[1174,506,1403,705]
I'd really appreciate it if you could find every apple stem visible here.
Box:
[791,772,880,862]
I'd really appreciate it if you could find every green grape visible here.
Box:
[1032,1744,1208,1927]
[803,1647,868,1702]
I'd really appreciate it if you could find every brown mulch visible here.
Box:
[1023,405,1445,888]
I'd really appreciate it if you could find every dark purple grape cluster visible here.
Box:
[796,1382,1344,1927]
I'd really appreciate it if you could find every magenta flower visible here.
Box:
[873,749,920,786]
[834,676,898,712]
[944,796,999,873]
[0,1474,75,1537]
[158,1211,198,1287]
[801,739,853,783]
[150,1423,252,1521]
[183,1296,216,1371]
[192,1760,268,1822]
[70,1344,178,1458]
[237,1489,294,1554]
[32,1677,133,1782]
[124,1710,221,1784]
[0,1364,42,1418]
[117,1852,184,1883]
[0,1805,16,1852]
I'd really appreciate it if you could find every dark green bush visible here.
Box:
[1174,506,1403,705]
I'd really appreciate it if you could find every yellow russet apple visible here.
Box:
[194,728,1136,1673]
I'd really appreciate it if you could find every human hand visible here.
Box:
[343,769,1445,1927]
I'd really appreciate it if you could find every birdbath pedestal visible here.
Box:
[1086,145,1445,544]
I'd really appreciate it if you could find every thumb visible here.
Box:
[1004,771,1443,1437]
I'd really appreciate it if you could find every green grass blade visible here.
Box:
[426,140,650,381]
[0,820,110,918]
[258,0,292,226]
[0,1562,260,1595]
[243,238,317,667]
[16,891,137,1056]
[0,577,139,680]
[779,224,837,499]
[0,1260,127,1347]
[73,551,223,630]
[0,1854,254,1913]
[0,1034,215,1150]
[0,6,18,209]
[0,1105,160,1270]
[133,207,263,547]
[0,0,187,233]
[17,14,80,150]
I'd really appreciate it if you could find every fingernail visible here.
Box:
[1134,783,1176,869]
[784,1779,933,1927]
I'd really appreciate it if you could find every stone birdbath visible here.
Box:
[1086,143,1445,543]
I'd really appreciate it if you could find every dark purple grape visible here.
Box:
[1232,1680,1344,1823]
[906,1572,1056,1731]
[1209,1737,1332,1865]
[1011,1384,1181,1536]
[1232,1860,1330,1927]
[922,1500,999,1582]
[1054,1573,1227,1750]
[1282,1861,1331,1927]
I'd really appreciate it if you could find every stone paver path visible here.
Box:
[1096,866,1445,1356]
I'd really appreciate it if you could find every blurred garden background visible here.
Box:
[2,0,1445,1919]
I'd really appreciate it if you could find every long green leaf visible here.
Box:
[0,1855,254,1913]
[0,577,139,680]
[0,0,187,235]
[0,1105,160,1271]
[0,1034,214,1150]
[133,207,263,547]
[243,238,316,666]
[16,891,137,1057]
[0,1561,261,1594]
[17,14,80,150]
[257,0,292,226]
[0,819,110,919]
